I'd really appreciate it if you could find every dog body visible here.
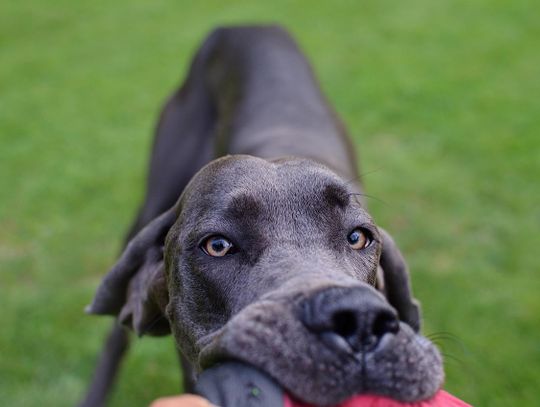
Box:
[82,26,443,406]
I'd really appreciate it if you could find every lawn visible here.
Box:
[1,0,538,406]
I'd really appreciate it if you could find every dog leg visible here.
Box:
[79,323,130,407]
[178,350,197,393]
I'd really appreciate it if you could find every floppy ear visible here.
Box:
[377,228,422,332]
[85,208,176,336]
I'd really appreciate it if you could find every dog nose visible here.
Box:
[301,286,399,352]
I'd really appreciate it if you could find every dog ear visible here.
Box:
[85,208,176,336]
[377,228,422,332]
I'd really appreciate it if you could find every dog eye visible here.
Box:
[201,235,234,257]
[347,228,372,250]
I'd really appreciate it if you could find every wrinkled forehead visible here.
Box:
[177,156,370,231]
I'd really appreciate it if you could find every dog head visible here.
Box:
[87,155,443,405]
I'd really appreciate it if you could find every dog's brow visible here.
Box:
[323,183,350,208]
[226,193,262,219]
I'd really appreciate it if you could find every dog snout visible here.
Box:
[301,286,399,352]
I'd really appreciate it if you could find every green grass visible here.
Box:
[1,0,538,406]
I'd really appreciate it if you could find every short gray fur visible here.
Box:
[82,25,443,406]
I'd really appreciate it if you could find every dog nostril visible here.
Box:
[331,310,358,338]
[372,311,400,338]
[301,288,401,353]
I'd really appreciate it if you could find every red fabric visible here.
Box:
[284,390,472,407]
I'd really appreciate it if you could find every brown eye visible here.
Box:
[347,228,372,250]
[202,235,234,257]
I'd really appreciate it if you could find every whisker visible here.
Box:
[348,192,387,205]
[426,331,468,354]
[439,352,465,366]
[426,331,462,340]
[345,168,385,185]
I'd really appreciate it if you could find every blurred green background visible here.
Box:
[1,0,538,406]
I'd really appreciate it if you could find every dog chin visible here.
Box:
[196,301,444,406]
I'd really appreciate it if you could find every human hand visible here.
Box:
[149,394,216,407]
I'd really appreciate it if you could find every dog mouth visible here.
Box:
[196,299,444,406]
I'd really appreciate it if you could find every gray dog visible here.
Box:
[82,25,443,406]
